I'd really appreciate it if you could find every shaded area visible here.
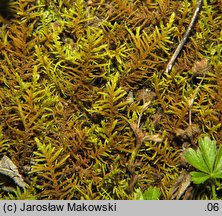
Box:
[0,0,13,19]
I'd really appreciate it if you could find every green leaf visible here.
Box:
[185,136,222,184]
[184,148,209,173]
[199,136,216,173]
[214,145,222,173]
[190,171,210,184]
[141,187,161,200]
[212,170,222,179]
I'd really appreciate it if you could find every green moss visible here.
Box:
[0,0,221,199]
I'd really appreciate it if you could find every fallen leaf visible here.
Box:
[0,156,27,191]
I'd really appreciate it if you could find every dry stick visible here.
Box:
[165,0,203,74]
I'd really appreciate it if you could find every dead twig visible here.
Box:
[165,0,203,74]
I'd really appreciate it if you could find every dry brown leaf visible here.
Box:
[171,170,191,200]
[0,156,27,191]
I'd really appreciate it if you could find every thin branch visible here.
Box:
[164,0,203,74]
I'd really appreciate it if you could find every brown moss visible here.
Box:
[0,0,221,199]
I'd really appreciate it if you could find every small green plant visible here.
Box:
[134,187,161,200]
[184,136,222,199]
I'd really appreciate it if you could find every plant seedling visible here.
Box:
[184,136,222,199]
[134,187,161,200]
